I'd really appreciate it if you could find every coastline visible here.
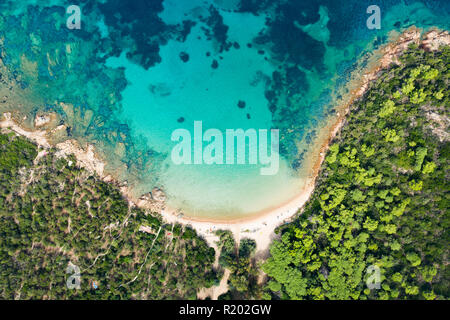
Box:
[1,27,448,253]
[153,27,449,251]
[0,112,106,178]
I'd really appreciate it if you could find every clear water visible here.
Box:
[0,0,449,219]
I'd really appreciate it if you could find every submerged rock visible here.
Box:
[179,52,189,62]
[151,187,166,202]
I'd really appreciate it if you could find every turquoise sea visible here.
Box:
[0,0,449,219]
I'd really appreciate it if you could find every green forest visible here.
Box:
[0,132,220,299]
[262,44,449,300]
[214,230,260,299]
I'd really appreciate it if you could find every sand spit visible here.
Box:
[1,28,448,259]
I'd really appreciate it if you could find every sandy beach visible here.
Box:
[155,28,450,252]
[1,27,448,257]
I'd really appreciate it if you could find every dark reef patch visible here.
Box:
[278,1,321,26]
[177,20,196,42]
[98,0,169,69]
[237,0,273,14]
[262,19,326,72]
[179,52,189,62]
[202,5,230,52]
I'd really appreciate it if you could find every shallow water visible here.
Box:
[0,0,449,219]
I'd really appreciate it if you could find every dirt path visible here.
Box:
[197,268,231,300]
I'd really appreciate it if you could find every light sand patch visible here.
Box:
[197,269,231,300]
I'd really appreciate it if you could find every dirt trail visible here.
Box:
[197,268,231,300]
